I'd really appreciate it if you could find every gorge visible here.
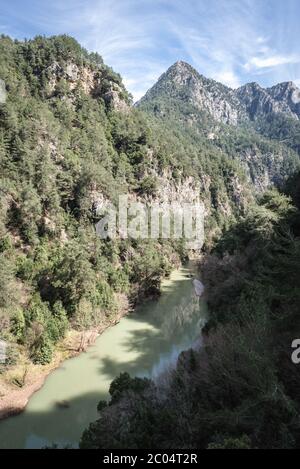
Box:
[0,34,300,449]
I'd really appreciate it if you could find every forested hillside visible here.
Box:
[81,176,300,450]
[0,35,182,373]
[1,35,300,449]
[0,35,252,376]
[80,60,300,450]
[137,61,300,191]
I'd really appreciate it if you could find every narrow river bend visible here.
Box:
[0,263,207,449]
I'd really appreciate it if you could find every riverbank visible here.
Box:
[0,296,130,421]
[0,263,205,449]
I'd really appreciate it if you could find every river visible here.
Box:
[0,263,207,449]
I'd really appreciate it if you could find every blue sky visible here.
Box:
[1,0,300,101]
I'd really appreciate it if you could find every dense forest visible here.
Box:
[81,177,300,449]
[0,34,300,449]
[0,35,257,371]
[80,56,300,449]
[0,35,184,370]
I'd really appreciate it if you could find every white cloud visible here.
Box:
[123,68,165,101]
[70,0,169,101]
[244,54,300,72]
[3,0,300,97]
[165,0,267,86]
[213,70,241,89]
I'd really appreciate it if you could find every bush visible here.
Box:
[31,333,53,365]
[10,308,25,342]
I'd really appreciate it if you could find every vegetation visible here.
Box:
[1,34,300,450]
[0,35,188,369]
[81,177,300,449]
[0,34,263,372]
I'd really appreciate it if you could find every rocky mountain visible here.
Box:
[1,35,300,451]
[137,61,300,191]
[237,81,300,121]
[137,61,243,125]
[80,62,300,453]
[0,35,298,369]
[138,60,300,124]
[268,81,300,118]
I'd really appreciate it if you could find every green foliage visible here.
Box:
[31,333,53,365]
[10,308,25,342]
[1,34,300,449]
[138,176,158,196]
[0,30,185,369]
[208,435,252,449]
[81,186,300,449]
[109,372,151,404]
[0,253,16,309]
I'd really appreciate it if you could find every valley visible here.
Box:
[0,34,300,449]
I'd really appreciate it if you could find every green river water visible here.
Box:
[0,263,206,449]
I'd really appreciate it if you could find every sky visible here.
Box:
[1,0,300,101]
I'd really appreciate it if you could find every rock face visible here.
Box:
[0,79,6,104]
[237,81,300,121]
[0,340,6,364]
[236,82,279,120]
[103,84,130,112]
[267,82,300,119]
[137,61,300,124]
[47,60,129,112]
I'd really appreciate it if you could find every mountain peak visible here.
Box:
[171,60,194,70]
[267,81,300,111]
[138,61,300,123]
[238,82,263,92]
[271,81,299,90]
[173,60,190,67]
[136,60,203,107]
[137,60,240,125]
[166,60,200,81]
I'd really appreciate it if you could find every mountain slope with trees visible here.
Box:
[0,35,300,447]
[0,36,254,398]
[137,61,300,191]
[81,60,300,450]
[81,176,300,450]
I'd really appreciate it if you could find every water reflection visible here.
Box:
[0,263,207,449]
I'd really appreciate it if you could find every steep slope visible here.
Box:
[137,61,300,190]
[0,35,186,384]
[139,61,300,123]
[0,34,254,399]
[236,81,300,121]
[81,179,300,449]
[138,60,243,125]
[268,81,300,118]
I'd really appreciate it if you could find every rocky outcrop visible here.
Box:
[0,79,6,104]
[47,61,129,111]
[47,61,96,95]
[267,81,300,119]
[103,84,130,112]
[239,148,286,191]
[235,82,280,120]
[237,81,300,121]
